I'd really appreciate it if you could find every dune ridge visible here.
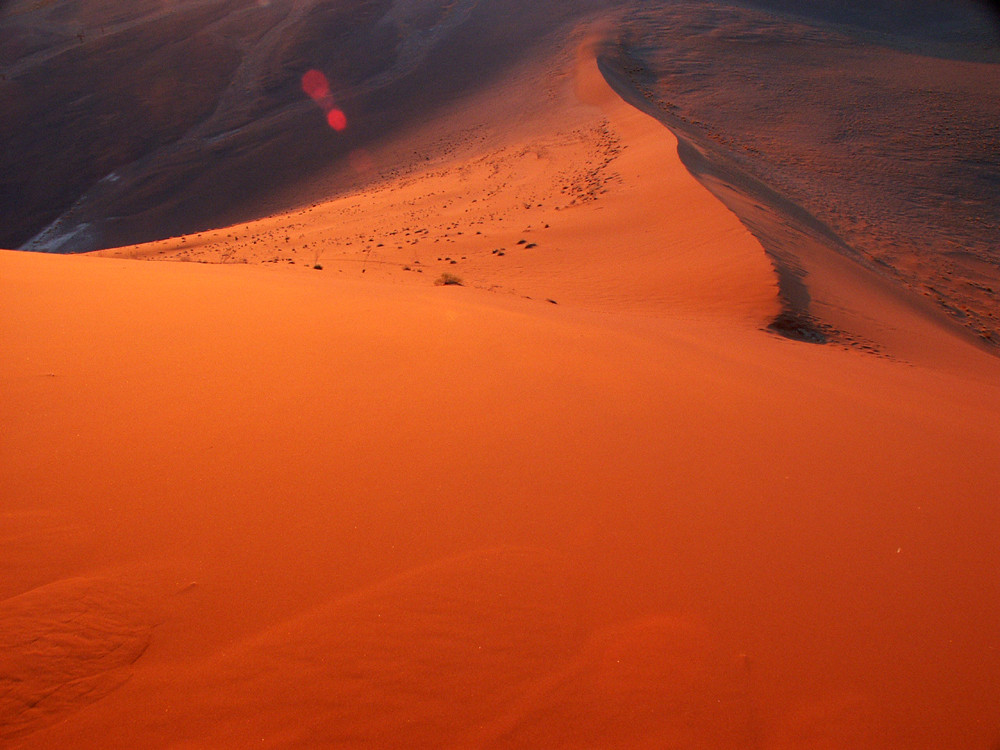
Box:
[596,43,996,364]
[600,0,1000,349]
[100,33,782,326]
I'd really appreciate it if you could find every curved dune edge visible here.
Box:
[561,37,781,324]
[594,40,998,365]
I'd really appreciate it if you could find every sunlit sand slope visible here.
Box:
[3,153,1000,749]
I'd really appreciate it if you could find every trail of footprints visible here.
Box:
[110,123,626,294]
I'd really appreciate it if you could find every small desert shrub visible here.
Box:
[313,264,323,270]
[435,273,463,286]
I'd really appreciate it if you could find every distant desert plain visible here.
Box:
[2,0,1000,747]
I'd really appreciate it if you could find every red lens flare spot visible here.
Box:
[327,109,348,132]
[301,69,330,102]
[303,69,348,132]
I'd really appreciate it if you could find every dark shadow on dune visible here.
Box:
[1,0,609,253]
[672,136,836,344]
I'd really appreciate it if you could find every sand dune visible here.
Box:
[3,4,1000,749]
[6,238,1000,746]
[4,0,997,346]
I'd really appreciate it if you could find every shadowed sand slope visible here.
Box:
[1,0,607,253]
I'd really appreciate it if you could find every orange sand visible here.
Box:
[3,35,1000,750]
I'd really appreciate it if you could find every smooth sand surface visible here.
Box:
[4,33,1000,750]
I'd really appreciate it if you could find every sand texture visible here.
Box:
[3,1,1000,747]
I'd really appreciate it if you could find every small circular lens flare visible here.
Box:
[327,109,348,131]
[301,69,329,102]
